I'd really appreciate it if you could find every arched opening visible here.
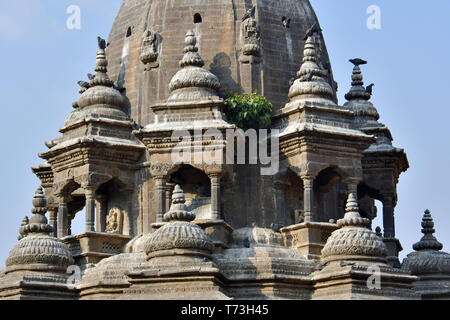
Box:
[169,165,211,219]
[283,169,304,225]
[282,17,291,28]
[194,13,202,24]
[357,182,382,231]
[126,26,132,37]
[315,167,346,222]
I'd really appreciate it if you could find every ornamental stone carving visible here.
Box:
[106,207,124,234]
[239,17,261,64]
[140,30,159,70]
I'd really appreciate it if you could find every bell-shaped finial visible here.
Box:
[89,36,114,88]
[337,193,371,229]
[163,185,196,222]
[287,35,334,101]
[18,187,53,238]
[345,58,372,101]
[413,210,443,251]
[179,30,205,68]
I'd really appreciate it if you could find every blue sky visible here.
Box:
[0,0,448,264]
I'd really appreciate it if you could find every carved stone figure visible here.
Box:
[106,207,124,234]
[239,16,261,63]
[140,30,159,70]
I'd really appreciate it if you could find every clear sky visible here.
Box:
[0,0,448,265]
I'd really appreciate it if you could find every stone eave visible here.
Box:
[134,120,235,141]
[59,116,134,134]
[361,125,394,141]
[363,147,409,173]
[151,97,225,112]
[277,122,375,144]
[273,100,354,121]
[39,135,145,160]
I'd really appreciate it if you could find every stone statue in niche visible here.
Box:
[239,17,261,64]
[140,30,159,70]
[106,207,124,234]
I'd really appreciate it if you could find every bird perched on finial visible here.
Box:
[349,58,367,66]
[319,61,331,71]
[304,22,322,40]
[97,36,106,49]
[242,6,256,21]
[87,73,95,81]
[77,80,90,90]
[366,83,374,95]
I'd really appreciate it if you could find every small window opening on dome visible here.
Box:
[126,27,132,37]
[282,17,291,28]
[194,13,202,24]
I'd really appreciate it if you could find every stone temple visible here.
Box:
[1,0,449,300]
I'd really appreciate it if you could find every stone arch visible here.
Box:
[168,164,212,220]
[314,166,347,222]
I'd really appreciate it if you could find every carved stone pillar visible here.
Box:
[382,195,395,238]
[85,188,96,232]
[165,183,175,213]
[302,176,315,222]
[96,195,107,232]
[154,176,166,223]
[48,207,58,238]
[209,174,221,220]
[273,181,287,225]
[57,195,68,238]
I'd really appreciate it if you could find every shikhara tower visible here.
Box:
[1,0,448,300]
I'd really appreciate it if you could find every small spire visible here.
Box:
[179,31,204,68]
[19,187,53,238]
[163,185,196,222]
[288,35,334,101]
[337,193,371,229]
[89,36,114,88]
[413,210,443,251]
[17,216,29,240]
[345,58,372,101]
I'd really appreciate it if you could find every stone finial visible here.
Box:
[168,31,220,100]
[345,59,372,102]
[17,216,29,241]
[321,193,387,263]
[337,193,371,229]
[89,36,114,88]
[288,36,334,101]
[179,31,205,68]
[413,210,443,251]
[163,185,196,222]
[18,187,53,238]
